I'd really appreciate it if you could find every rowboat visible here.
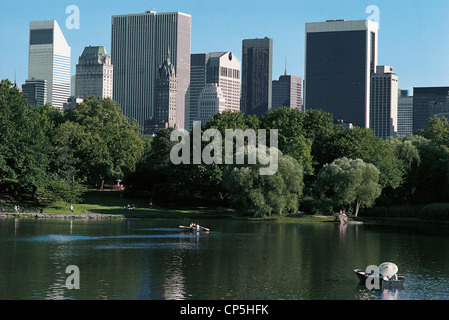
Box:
[354,268,405,288]
[179,225,210,233]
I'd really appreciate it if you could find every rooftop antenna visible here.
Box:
[284,56,287,76]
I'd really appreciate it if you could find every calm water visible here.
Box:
[1,217,449,300]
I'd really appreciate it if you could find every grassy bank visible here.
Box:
[1,190,236,219]
[4,189,449,223]
[0,189,337,223]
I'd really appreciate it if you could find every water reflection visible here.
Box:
[163,251,186,300]
[356,285,403,300]
[2,219,449,300]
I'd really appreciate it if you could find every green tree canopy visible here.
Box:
[124,128,226,206]
[223,152,304,217]
[386,135,449,204]
[315,157,382,216]
[203,110,259,133]
[0,79,51,195]
[416,116,449,150]
[55,97,144,188]
[320,126,403,190]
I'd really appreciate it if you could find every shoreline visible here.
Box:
[0,212,129,220]
[1,211,449,227]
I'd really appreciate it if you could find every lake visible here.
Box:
[1,217,449,300]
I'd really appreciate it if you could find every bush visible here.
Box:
[298,197,333,215]
[419,203,449,221]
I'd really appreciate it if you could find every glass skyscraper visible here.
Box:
[111,11,191,130]
[21,79,47,107]
[28,20,71,110]
[413,87,449,132]
[241,37,273,117]
[397,90,413,136]
[304,20,378,128]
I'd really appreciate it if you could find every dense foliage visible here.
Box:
[315,157,382,216]
[0,79,144,204]
[3,76,449,218]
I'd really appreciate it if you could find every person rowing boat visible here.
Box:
[179,223,210,232]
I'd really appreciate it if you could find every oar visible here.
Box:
[179,225,210,232]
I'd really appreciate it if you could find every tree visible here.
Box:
[223,152,304,217]
[321,127,403,190]
[124,128,227,206]
[283,135,314,176]
[416,116,449,150]
[0,79,51,196]
[386,135,449,204]
[55,97,144,188]
[39,178,85,207]
[204,110,258,133]
[315,157,382,216]
[259,107,304,151]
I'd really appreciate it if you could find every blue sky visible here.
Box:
[1,0,449,93]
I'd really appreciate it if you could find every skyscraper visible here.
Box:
[197,83,226,126]
[21,78,47,107]
[28,20,71,110]
[413,87,449,132]
[188,53,209,131]
[241,37,273,117]
[304,19,378,128]
[188,52,240,130]
[144,50,178,135]
[272,73,302,110]
[75,46,113,99]
[397,90,413,136]
[111,10,191,130]
[207,52,241,113]
[370,65,398,139]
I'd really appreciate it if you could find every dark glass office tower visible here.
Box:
[22,79,47,106]
[413,87,449,132]
[241,37,273,117]
[305,20,378,128]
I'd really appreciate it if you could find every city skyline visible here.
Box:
[2,0,449,94]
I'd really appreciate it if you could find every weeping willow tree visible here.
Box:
[315,157,382,217]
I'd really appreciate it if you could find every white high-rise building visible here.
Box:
[28,20,71,110]
[207,52,241,113]
[111,10,191,130]
[197,83,226,126]
[188,52,240,130]
[370,65,398,139]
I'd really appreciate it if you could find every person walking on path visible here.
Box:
[70,204,74,214]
